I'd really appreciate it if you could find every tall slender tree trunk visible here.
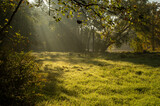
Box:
[151,30,155,51]
[49,0,51,15]
[151,9,155,51]
[81,24,83,52]
[87,31,90,52]
[92,27,95,52]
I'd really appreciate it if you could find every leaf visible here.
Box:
[62,13,65,16]
[69,10,72,15]
[5,18,8,22]
[77,15,80,17]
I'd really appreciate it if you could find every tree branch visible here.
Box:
[71,0,99,7]
[0,0,24,40]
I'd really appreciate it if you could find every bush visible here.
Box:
[130,37,143,53]
[0,51,40,105]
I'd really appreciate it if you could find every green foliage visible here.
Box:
[130,37,143,53]
[0,0,19,26]
[127,0,160,51]
[0,51,41,105]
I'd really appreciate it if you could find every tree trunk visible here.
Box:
[0,0,24,39]
[92,27,95,52]
[49,0,51,15]
[87,31,90,52]
[151,10,155,51]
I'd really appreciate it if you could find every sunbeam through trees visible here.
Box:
[0,0,160,105]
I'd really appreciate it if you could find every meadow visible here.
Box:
[33,52,160,106]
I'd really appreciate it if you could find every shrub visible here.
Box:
[0,51,41,105]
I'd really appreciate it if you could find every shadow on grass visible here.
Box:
[36,52,160,67]
[36,52,111,67]
[37,65,78,101]
[104,52,160,67]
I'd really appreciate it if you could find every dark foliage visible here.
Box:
[0,51,40,106]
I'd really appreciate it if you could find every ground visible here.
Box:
[33,52,160,106]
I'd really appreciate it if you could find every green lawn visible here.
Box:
[33,52,160,106]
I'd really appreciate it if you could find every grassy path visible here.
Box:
[34,52,160,106]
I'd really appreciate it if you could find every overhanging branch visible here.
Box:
[0,0,24,40]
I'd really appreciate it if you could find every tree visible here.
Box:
[0,0,24,37]
[127,1,160,52]
[0,1,42,105]
[3,0,160,53]
[149,2,160,51]
[32,0,134,52]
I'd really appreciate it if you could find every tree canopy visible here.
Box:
[0,0,160,52]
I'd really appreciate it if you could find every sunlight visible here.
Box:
[28,0,36,4]
[1,0,160,105]
[28,0,49,7]
[43,0,49,7]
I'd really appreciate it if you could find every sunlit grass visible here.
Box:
[33,52,160,106]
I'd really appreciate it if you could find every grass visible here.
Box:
[33,52,160,106]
